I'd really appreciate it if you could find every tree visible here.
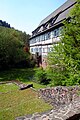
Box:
[16,30,31,46]
[47,0,80,86]
[0,27,30,70]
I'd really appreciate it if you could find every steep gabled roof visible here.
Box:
[38,0,76,27]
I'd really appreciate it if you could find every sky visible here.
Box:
[0,0,67,35]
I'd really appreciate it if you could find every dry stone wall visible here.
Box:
[39,86,80,108]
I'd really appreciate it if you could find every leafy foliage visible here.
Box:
[34,67,51,85]
[0,27,30,69]
[48,0,80,86]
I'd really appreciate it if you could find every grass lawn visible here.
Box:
[0,68,49,90]
[0,87,52,120]
[0,83,19,93]
[0,68,35,82]
[0,68,52,120]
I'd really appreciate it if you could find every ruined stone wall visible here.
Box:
[39,86,80,107]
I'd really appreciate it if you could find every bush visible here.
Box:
[45,67,64,86]
[34,68,51,85]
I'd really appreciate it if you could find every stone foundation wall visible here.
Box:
[39,86,80,107]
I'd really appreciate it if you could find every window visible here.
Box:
[48,32,51,39]
[40,35,42,41]
[52,28,60,38]
[54,29,59,37]
[43,48,45,53]
[31,48,33,52]
[39,48,42,52]
[30,38,36,44]
[30,39,35,44]
[45,32,51,40]
[59,27,62,36]
[36,36,40,42]
[35,48,38,52]
[34,38,36,43]
[44,24,48,30]
[50,17,57,26]
[44,33,47,40]
[47,47,52,52]
[39,26,43,32]
[52,31,54,38]
[40,34,45,41]
[56,28,59,37]
[54,30,57,37]
[30,40,32,44]
[39,48,42,55]
[47,47,50,52]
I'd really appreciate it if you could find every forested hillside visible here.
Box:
[0,21,32,70]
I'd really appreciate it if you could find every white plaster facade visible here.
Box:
[29,0,76,66]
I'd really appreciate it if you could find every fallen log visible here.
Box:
[19,84,33,90]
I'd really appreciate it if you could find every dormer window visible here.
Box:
[43,23,48,30]
[49,16,57,27]
[38,26,43,32]
[47,23,50,29]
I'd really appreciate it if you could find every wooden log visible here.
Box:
[20,84,33,90]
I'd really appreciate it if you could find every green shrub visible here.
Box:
[34,68,51,85]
